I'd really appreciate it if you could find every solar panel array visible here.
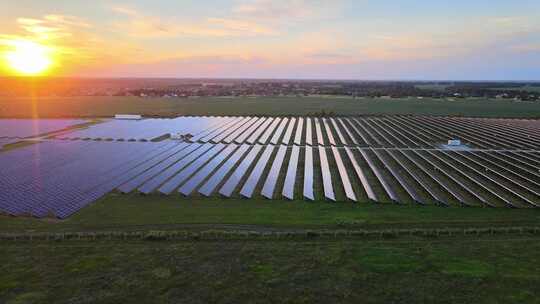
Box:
[0,119,87,138]
[1,115,539,219]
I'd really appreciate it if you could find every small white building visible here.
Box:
[115,114,142,120]
[448,139,462,146]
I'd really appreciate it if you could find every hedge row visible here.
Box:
[1,226,539,242]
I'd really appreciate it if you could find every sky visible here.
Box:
[0,0,539,80]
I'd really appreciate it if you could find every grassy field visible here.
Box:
[1,95,540,118]
[0,238,539,303]
[2,196,540,303]
[2,194,540,232]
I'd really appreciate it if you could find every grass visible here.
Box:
[1,237,539,303]
[1,96,539,118]
[2,195,540,303]
[1,194,540,232]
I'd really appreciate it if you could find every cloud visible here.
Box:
[233,0,342,22]
[110,5,276,38]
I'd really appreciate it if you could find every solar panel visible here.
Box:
[179,144,238,195]
[219,145,263,197]
[303,146,314,200]
[414,150,489,206]
[322,118,336,146]
[158,144,226,194]
[234,117,265,143]
[358,148,399,202]
[372,148,423,204]
[330,147,356,201]
[318,146,335,201]
[239,144,275,198]
[294,118,304,145]
[117,143,189,193]
[330,118,347,145]
[261,145,288,199]
[246,118,272,144]
[199,144,250,196]
[338,118,358,145]
[282,145,299,200]
[223,117,258,143]
[314,118,325,146]
[281,118,296,145]
[258,118,281,144]
[344,147,377,201]
[137,143,209,194]
[270,118,289,144]
[305,118,313,145]
[387,149,447,205]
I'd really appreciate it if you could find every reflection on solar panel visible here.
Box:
[258,118,281,144]
[179,144,238,195]
[270,118,289,144]
[339,118,357,145]
[247,118,271,144]
[305,118,313,145]
[331,147,356,201]
[219,145,263,197]
[303,146,314,200]
[314,118,325,145]
[158,144,226,194]
[282,145,300,200]
[344,147,377,201]
[281,118,296,145]
[199,144,250,196]
[209,117,250,143]
[223,117,257,143]
[235,118,264,143]
[322,118,336,146]
[240,145,275,198]
[319,146,335,201]
[294,118,304,145]
[0,119,88,138]
[330,118,347,145]
[261,145,287,199]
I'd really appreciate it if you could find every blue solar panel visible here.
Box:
[199,144,250,196]
[305,118,313,146]
[158,144,226,194]
[318,146,335,201]
[261,145,287,199]
[282,145,300,200]
[239,145,275,198]
[303,146,314,200]
[330,146,356,201]
[219,145,263,197]
[179,144,238,195]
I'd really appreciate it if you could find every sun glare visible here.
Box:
[5,40,53,75]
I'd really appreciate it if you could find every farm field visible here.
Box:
[1,96,540,118]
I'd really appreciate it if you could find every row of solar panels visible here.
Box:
[1,140,539,219]
[0,119,88,138]
[55,116,540,150]
[113,143,540,208]
[57,117,232,142]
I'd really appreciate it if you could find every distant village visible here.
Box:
[1,78,539,101]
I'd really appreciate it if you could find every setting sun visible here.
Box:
[5,40,53,75]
